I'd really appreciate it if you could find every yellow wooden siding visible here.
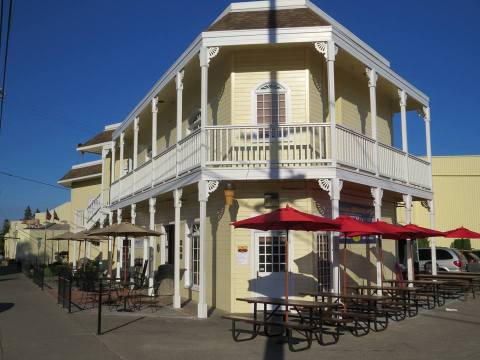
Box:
[232,47,307,124]
[405,156,480,249]
[335,70,393,145]
[308,48,326,123]
[208,55,232,126]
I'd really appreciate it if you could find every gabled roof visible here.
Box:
[207,8,328,31]
[77,123,120,154]
[78,129,114,148]
[58,161,102,187]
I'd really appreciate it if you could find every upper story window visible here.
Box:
[188,110,201,134]
[255,83,287,125]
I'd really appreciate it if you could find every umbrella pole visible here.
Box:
[67,239,70,265]
[84,241,87,271]
[123,236,128,284]
[109,236,115,278]
[343,235,347,296]
[284,230,289,322]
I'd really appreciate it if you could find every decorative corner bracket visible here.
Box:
[365,67,378,88]
[417,106,430,122]
[398,89,408,108]
[317,178,343,200]
[152,97,159,113]
[175,70,184,91]
[371,187,383,208]
[314,41,338,61]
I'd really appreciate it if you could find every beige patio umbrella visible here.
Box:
[88,223,162,282]
[48,231,77,264]
[69,230,108,271]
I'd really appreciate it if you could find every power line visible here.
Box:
[0,0,13,133]
[0,170,68,190]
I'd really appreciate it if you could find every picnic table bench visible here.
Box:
[347,286,418,319]
[222,297,352,351]
[301,291,391,332]
[417,274,480,299]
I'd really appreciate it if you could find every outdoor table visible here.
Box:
[417,274,480,298]
[99,278,136,312]
[348,285,418,316]
[301,291,391,330]
[236,296,337,325]
[384,279,446,306]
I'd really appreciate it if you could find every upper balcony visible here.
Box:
[110,122,430,204]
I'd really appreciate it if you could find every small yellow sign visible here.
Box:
[352,236,361,242]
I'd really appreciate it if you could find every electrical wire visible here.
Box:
[0,0,13,133]
[0,170,68,190]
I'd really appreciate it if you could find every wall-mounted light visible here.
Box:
[224,182,236,206]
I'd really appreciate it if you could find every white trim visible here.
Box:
[71,160,102,169]
[104,123,121,131]
[77,142,111,153]
[58,173,101,185]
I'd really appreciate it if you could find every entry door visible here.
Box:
[253,232,288,298]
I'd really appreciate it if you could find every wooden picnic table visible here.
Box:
[417,274,480,298]
[300,291,392,329]
[232,297,347,350]
[384,279,447,306]
[237,296,337,322]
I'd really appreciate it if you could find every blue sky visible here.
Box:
[0,0,479,223]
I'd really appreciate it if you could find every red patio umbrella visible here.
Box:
[443,226,480,239]
[332,216,382,295]
[402,224,445,238]
[402,224,445,277]
[232,205,339,320]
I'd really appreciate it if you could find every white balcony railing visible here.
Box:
[109,122,431,204]
[206,123,331,167]
[85,193,101,223]
[337,125,375,173]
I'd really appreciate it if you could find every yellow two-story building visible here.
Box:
[59,0,435,317]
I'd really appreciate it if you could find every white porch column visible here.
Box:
[119,131,125,177]
[151,97,158,186]
[399,90,409,183]
[116,208,123,280]
[199,47,219,168]
[318,178,342,293]
[148,197,156,294]
[173,188,183,308]
[133,117,139,169]
[366,67,379,175]
[428,199,437,275]
[101,147,108,206]
[371,187,383,287]
[314,41,338,166]
[111,140,116,183]
[197,180,219,318]
[130,204,136,269]
[403,194,414,281]
[422,106,437,275]
[151,98,158,158]
[107,211,113,276]
[176,71,184,176]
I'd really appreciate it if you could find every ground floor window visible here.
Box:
[257,233,286,273]
[316,233,330,291]
[191,223,200,288]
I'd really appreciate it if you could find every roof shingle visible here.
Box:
[207,8,328,32]
[59,164,102,183]
[78,130,114,148]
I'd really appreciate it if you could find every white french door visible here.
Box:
[253,232,293,299]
